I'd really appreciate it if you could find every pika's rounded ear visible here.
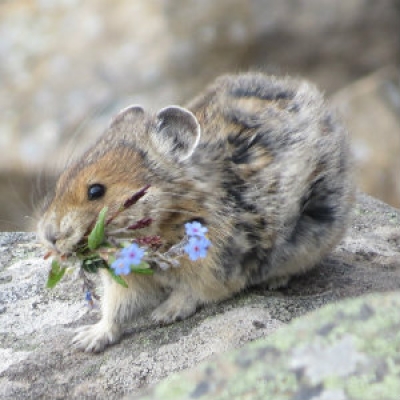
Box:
[110,105,145,128]
[151,106,201,162]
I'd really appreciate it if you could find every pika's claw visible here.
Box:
[72,322,122,353]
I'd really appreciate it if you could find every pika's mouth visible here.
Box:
[42,230,92,261]
[39,225,87,259]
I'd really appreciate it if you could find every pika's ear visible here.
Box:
[151,106,201,162]
[110,105,145,128]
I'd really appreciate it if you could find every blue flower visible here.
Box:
[120,243,144,266]
[111,243,145,275]
[85,290,95,308]
[185,221,208,238]
[184,236,211,261]
[111,257,132,276]
[85,291,93,302]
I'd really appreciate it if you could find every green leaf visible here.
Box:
[130,262,154,275]
[107,267,129,288]
[88,207,108,250]
[82,258,104,273]
[131,268,154,275]
[46,260,67,288]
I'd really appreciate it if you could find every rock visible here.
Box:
[0,171,53,232]
[1,193,400,398]
[132,291,400,400]
[332,67,400,208]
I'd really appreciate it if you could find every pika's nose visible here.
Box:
[45,225,58,246]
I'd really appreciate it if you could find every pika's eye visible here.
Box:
[87,183,106,201]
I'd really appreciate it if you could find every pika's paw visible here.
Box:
[151,295,198,324]
[72,321,122,353]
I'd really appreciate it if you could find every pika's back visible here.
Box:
[183,74,350,206]
[182,73,352,287]
[187,73,325,144]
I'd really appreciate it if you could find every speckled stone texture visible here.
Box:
[1,193,400,399]
[133,292,400,400]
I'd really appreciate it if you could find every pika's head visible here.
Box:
[37,105,201,255]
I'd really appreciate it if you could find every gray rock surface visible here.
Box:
[1,192,400,398]
[333,67,400,208]
[133,291,400,400]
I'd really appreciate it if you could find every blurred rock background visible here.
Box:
[0,0,399,231]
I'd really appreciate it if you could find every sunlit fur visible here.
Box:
[38,73,354,352]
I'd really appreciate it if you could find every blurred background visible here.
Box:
[0,0,400,231]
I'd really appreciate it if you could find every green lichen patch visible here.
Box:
[134,292,400,400]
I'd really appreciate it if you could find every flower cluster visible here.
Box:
[109,221,211,276]
[184,221,211,261]
[45,187,213,294]
[111,243,144,275]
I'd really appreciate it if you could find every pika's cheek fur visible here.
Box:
[38,73,354,353]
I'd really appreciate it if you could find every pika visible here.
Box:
[38,73,353,352]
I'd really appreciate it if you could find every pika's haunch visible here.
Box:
[38,73,354,352]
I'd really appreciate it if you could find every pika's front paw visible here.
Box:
[72,321,122,353]
[151,295,198,324]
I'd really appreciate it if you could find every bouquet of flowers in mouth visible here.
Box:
[45,185,211,306]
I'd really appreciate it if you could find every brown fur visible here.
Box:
[38,73,354,352]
